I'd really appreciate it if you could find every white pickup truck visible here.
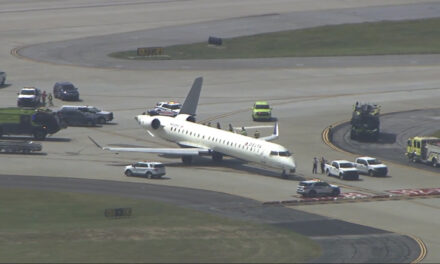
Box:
[325,160,359,180]
[354,156,388,177]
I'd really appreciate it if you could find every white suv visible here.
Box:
[17,87,41,107]
[124,162,166,178]
[0,71,6,86]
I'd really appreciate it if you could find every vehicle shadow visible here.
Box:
[0,83,12,89]
[0,152,47,156]
[0,136,71,142]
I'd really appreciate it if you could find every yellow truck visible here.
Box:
[406,136,440,167]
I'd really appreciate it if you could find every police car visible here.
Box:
[147,101,181,117]
[296,179,340,197]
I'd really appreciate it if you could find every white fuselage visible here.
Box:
[137,114,296,172]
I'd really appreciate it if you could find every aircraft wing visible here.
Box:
[103,146,210,156]
[89,136,209,156]
[259,122,279,141]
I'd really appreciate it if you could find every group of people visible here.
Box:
[312,156,326,174]
[40,90,53,106]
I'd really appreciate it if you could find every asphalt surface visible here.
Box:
[0,174,420,263]
[2,0,440,262]
[331,108,440,173]
[17,2,440,70]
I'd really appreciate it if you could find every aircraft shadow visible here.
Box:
[164,157,304,180]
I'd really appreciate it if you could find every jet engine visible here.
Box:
[151,118,161,129]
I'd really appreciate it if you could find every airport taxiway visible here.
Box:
[1,0,440,262]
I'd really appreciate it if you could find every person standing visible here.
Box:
[312,157,318,174]
[241,126,247,136]
[320,157,326,174]
[41,90,47,106]
[48,93,53,106]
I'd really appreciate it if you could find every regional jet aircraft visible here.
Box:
[93,77,296,176]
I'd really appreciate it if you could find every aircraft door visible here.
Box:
[260,150,267,164]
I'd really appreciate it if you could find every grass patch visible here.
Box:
[0,188,319,263]
[110,17,440,60]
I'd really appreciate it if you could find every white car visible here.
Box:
[124,161,166,178]
[156,101,182,113]
[147,101,182,117]
[354,156,388,176]
[297,180,340,197]
[0,71,6,86]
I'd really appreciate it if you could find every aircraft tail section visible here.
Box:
[179,77,203,116]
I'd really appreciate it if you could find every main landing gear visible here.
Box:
[182,156,192,165]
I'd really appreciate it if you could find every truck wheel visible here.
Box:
[331,189,340,197]
[326,169,331,176]
[98,117,106,124]
[182,156,192,165]
[432,159,438,168]
[33,129,47,140]
[146,171,153,179]
[308,190,317,198]
[368,170,374,176]
[125,170,133,176]
[339,173,344,180]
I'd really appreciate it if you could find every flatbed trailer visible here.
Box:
[0,140,42,153]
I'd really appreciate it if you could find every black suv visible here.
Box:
[57,107,99,126]
[53,82,79,101]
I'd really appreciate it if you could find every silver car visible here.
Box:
[124,162,166,178]
[297,180,340,197]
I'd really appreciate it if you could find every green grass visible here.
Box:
[0,188,319,263]
[110,18,440,60]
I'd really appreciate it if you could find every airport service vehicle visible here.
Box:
[53,82,80,101]
[147,101,181,117]
[93,77,296,177]
[17,87,41,107]
[57,106,99,126]
[354,156,388,176]
[0,71,6,86]
[325,160,359,180]
[406,136,440,167]
[297,180,340,197]
[0,140,42,153]
[252,101,272,121]
[124,161,166,178]
[0,107,64,140]
[60,105,113,124]
[350,102,380,141]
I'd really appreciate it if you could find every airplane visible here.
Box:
[91,77,296,177]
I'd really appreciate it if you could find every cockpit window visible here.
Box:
[279,151,291,157]
[270,151,292,157]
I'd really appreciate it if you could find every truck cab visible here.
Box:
[325,160,359,180]
[354,156,388,176]
[17,87,41,107]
